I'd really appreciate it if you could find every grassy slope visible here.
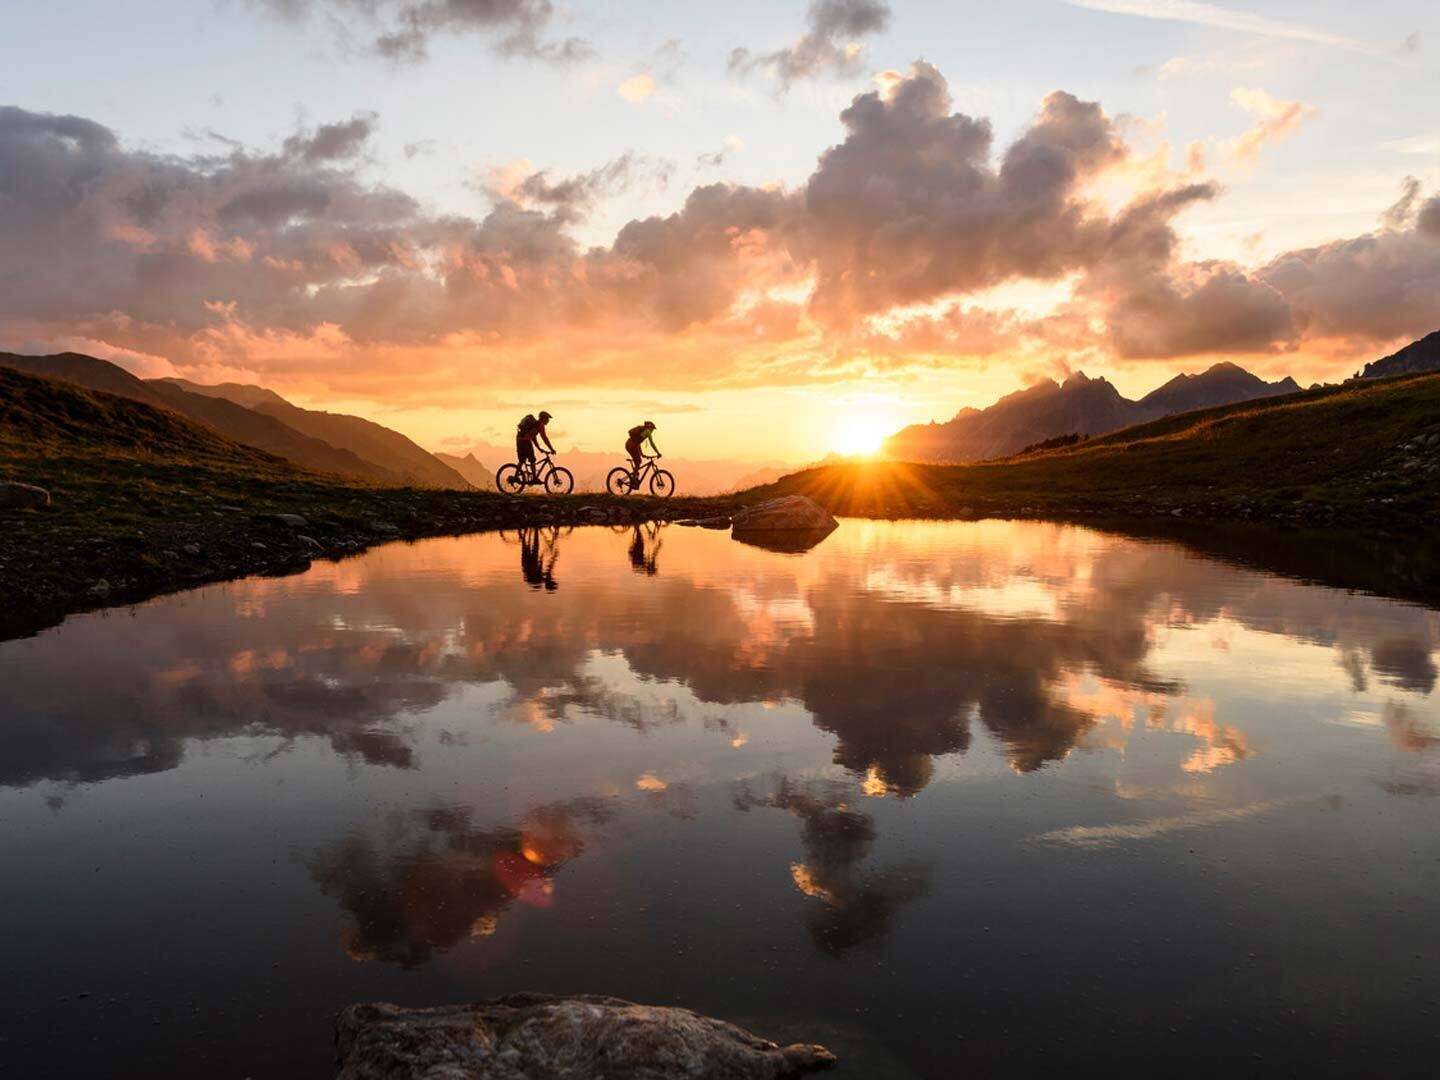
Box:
[750,372,1440,528]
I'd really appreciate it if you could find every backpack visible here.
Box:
[518,415,538,437]
[628,425,647,441]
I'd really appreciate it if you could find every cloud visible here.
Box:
[250,0,594,65]
[1224,87,1317,166]
[3,61,1439,398]
[616,73,654,103]
[1066,0,1383,55]
[282,111,378,163]
[802,65,1126,324]
[729,0,891,88]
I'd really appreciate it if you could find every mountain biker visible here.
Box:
[626,421,659,482]
[516,411,556,478]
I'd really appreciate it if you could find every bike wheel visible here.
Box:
[606,467,634,496]
[544,466,574,495]
[496,463,526,494]
[649,469,676,498]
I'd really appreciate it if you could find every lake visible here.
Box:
[1,519,1437,1077]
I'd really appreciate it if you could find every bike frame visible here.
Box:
[522,451,559,486]
[629,454,660,485]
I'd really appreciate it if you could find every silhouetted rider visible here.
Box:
[516,411,556,478]
[625,420,659,482]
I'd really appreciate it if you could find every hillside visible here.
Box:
[888,363,1300,463]
[0,353,396,484]
[434,451,492,488]
[1359,330,1440,380]
[164,378,472,489]
[755,371,1440,529]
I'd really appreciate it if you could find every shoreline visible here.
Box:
[5,482,1439,643]
[0,489,739,642]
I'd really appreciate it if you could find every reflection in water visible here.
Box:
[734,776,930,954]
[3,520,1440,1078]
[309,798,612,967]
[627,522,662,576]
[2,521,1436,799]
[516,526,562,591]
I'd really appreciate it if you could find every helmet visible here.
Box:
[644,420,656,429]
[538,411,552,421]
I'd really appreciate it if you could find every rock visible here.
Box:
[731,497,837,532]
[88,579,111,598]
[367,520,400,535]
[0,481,50,509]
[181,544,202,557]
[335,995,835,1079]
[259,513,309,528]
[296,534,324,552]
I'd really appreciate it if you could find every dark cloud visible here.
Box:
[281,111,378,162]
[251,0,592,65]
[803,68,1125,324]
[1418,195,1440,239]
[729,0,890,87]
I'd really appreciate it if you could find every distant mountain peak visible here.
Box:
[886,359,1299,464]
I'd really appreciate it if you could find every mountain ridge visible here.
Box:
[162,378,471,489]
[0,353,397,484]
[887,361,1303,463]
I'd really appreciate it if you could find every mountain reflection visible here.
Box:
[0,521,1436,799]
[308,798,613,967]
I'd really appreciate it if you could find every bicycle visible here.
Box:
[496,451,574,495]
[607,453,674,498]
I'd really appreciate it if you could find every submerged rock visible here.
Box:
[0,481,50,509]
[335,994,836,1079]
[731,496,837,532]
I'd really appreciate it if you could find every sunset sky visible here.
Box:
[2,0,1438,463]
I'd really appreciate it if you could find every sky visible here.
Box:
[1,0,1438,463]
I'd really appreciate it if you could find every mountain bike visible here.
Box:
[496,451,574,494]
[607,453,674,498]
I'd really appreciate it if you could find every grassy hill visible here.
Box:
[752,372,1440,530]
[0,352,398,484]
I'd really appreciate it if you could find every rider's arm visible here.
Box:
[539,426,556,453]
[646,434,660,456]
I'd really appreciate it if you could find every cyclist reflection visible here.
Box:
[517,526,561,591]
[627,521,663,576]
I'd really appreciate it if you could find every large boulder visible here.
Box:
[336,995,836,1079]
[731,496,838,553]
[731,497,837,532]
[0,481,50,509]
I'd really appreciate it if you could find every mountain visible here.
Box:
[0,353,395,484]
[434,452,492,488]
[754,370,1440,530]
[887,363,1301,464]
[1358,330,1440,380]
[162,379,470,489]
[1137,362,1300,416]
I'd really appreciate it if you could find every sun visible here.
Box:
[830,412,892,457]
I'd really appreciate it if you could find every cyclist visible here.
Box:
[625,420,659,483]
[516,411,556,480]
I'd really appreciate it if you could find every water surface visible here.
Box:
[2,520,1438,1077]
